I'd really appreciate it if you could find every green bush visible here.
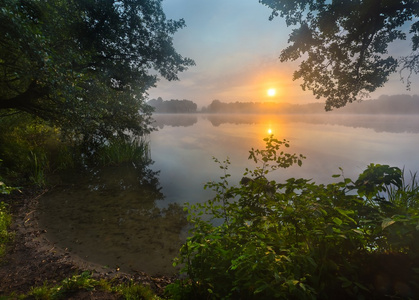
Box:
[167,135,419,299]
[0,114,75,186]
[0,114,151,187]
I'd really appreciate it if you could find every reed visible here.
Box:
[385,169,419,210]
[96,136,150,166]
[27,150,48,187]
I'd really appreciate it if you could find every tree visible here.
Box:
[0,0,194,143]
[259,0,419,110]
[148,98,197,113]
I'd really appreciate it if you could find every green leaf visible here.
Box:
[254,283,269,294]
[351,229,363,235]
[333,217,343,226]
[382,218,396,229]
[336,208,356,224]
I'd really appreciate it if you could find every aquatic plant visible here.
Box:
[96,136,151,167]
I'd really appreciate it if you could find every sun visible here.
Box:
[267,88,276,97]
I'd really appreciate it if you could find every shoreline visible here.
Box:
[0,188,174,296]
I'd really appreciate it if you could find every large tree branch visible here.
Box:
[0,81,49,111]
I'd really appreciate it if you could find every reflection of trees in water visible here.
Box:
[290,114,419,134]
[151,114,198,129]
[39,161,188,275]
[85,163,164,202]
[204,114,258,127]
[177,113,419,134]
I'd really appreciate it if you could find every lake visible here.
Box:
[38,114,419,276]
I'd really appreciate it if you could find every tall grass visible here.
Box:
[385,169,419,210]
[96,137,150,167]
[0,115,76,185]
[27,150,48,187]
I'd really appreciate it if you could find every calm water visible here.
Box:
[38,114,419,275]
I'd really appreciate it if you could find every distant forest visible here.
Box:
[148,97,197,113]
[148,94,419,114]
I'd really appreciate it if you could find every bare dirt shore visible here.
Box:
[0,188,174,298]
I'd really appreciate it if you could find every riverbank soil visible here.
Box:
[0,188,173,298]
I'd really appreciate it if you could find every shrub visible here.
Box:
[167,135,419,299]
[0,114,74,186]
[0,114,150,187]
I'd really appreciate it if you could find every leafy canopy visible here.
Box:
[260,0,419,110]
[0,0,194,142]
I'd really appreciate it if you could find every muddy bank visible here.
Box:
[0,188,175,297]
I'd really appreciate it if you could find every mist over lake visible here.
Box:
[38,113,419,276]
[151,113,419,203]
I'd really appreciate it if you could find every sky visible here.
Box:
[147,0,419,109]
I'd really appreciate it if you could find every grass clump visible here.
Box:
[113,281,161,300]
[96,137,150,167]
[15,272,161,300]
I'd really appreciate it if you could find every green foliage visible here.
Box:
[0,164,16,257]
[0,162,18,195]
[114,280,161,300]
[0,115,75,186]
[60,271,96,293]
[27,150,47,188]
[259,0,419,110]
[0,114,151,187]
[0,201,12,257]
[28,272,97,299]
[29,281,59,300]
[0,182,14,195]
[148,97,198,113]
[24,272,161,300]
[96,137,151,167]
[168,135,419,299]
[0,0,194,144]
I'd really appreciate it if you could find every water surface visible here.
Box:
[39,114,419,275]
